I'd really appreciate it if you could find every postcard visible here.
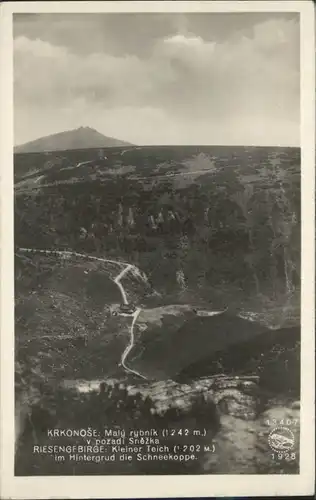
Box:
[0,1,315,498]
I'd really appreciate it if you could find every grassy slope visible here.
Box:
[15,253,268,384]
[14,146,300,312]
[15,252,131,383]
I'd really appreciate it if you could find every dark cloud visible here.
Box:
[14,12,299,56]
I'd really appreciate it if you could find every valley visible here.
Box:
[14,145,301,475]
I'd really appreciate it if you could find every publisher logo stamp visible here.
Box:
[268,427,295,452]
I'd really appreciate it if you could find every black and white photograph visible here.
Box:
[0,1,315,498]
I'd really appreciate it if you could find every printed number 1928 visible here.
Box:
[271,452,296,461]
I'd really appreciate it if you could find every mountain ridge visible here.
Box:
[14,126,133,153]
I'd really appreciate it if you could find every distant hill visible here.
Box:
[14,126,133,153]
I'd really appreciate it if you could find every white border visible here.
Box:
[0,1,315,498]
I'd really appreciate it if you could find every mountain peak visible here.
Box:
[15,127,133,153]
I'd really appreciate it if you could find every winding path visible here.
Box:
[76,160,96,168]
[18,247,130,267]
[16,247,147,379]
[114,264,134,305]
[120,308,147,380]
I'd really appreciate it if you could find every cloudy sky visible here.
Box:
[14,12,300,146]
